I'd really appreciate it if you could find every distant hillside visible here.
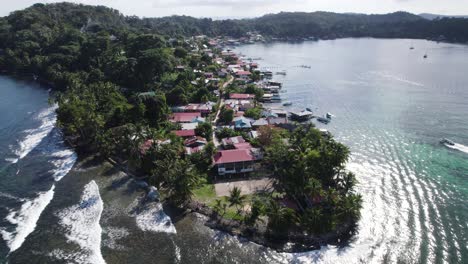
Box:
[419,13,468,20]
[1,2,468,43]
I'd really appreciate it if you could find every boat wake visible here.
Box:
[444,142,468,154]
[6,105,57,163]
[133,200,177,234]
[55,180,106,264]
[0,186,55,254]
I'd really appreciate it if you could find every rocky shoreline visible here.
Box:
[184,200,357,253]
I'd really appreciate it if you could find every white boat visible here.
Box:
[440,138,455,146]
[283,102,293,106]
[326,112,332,119]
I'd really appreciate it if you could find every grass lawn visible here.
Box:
[193,183,255,221]
[193,183,217,206]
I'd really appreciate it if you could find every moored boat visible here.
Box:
[317,116,330,124]
[283,102,293,106]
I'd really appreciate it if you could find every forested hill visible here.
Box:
[1,2,468,42]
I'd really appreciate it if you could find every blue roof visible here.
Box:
[234,117,253,129]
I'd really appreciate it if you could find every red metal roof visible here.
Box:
[170,112,202,123]
[236,70,251,76]
[229,93,255,100]
[213,149,255,164]
[173,129,196,137]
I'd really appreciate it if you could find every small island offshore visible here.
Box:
[13,2,468,252]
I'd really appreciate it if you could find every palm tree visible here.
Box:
[213,199,227,220]
[265,199,296,234]
[228,187,246,217]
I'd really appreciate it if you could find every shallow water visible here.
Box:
[0,38,467,264]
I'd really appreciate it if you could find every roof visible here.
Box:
[230,93,255,100]
[267,117,288,125]
[236,70,252,76]
[222,136,246,146]
[213,149,255,164]
[234,116,253,129]
[181,123,199,130]
[234,142,253,150]
[170,112,202,123]
[252,118,268,127]
[173,129,196,137]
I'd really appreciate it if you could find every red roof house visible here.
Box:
[169,112,202,123]
[173,129,196,138]
[229,93,255,100]
[213,149,256,176]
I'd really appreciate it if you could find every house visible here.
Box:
[213,149,256,176]
[238,100,255,111]
[290,110,313,122]
[139,139,171,155]
[204,72,214,78]
[235,70,252,80]
[173,129,196,138]
[267,117,288,126]
[230,93,255,100]
[184,136,207,148]
[169,112,203,123]
[234,116,253,130]
[221,136,246,149]
[251,118,268,128]
[184,103,213,116]
[181,123,199,130]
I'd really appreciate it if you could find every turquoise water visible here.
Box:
[236,38,468,263]
[0,38,467,264]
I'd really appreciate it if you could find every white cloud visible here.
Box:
[1,0,468,18]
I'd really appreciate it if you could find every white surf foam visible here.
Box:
[7,105,57,163]
[50,149,78,181]
[445,142,468,154]
[56,180,106,264]
[135,202,177,234]
[0,185,55,253]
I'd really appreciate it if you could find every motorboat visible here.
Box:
[283,102,293,106]
[276,71,287,75]
[306,107,313,112]
[440,138,455,146]
[317,116,330,124]
[326,112,333,119]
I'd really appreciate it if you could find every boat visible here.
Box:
[283,102,293,106]
[440,138,455,146]
[326,112,332,119]
[306,107,313,112]
[276,71,287,75]
[424,54,428,59]
[410,46,414,50]
[317,116,330,124]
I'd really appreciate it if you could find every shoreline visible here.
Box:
[183,200,357,253]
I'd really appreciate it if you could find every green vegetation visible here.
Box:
[0,2,398,240]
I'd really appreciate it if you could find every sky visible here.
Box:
[2,0,468,18]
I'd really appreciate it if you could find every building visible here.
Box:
[234,116,253,130]
[221,136,246,149]
[173,129,196,138]
[230,93,255,100]
[213,149,256,176]
[169,112,203,123]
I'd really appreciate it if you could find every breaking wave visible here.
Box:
[6,106,57,163]
[55,180,106,264]
[0,186,55,254]
[135,202,177,234]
